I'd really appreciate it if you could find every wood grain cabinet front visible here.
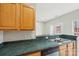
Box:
[0,3,20,30]
[67,42,74,56]
[0,3,35,30]
[67,41,77,56]
[73,41,77,56]
[59,45,67,56]
[20,4,35,30]
[59,41,77,56]
[22,51,41,56]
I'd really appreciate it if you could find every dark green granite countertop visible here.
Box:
[0,39,74,56]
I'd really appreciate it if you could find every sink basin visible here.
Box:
[49,39,71,45]
[58,43,62,45]
[63,40,71,43]
[49,39,55,41]
[58,40,71,45]
[49,39,64,42]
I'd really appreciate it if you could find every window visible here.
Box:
[54,23,63,34]
[56,25,61,34]
[49,23,63,35]
[73,20,79,36]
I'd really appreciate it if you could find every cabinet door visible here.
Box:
[59,45,67,56]
[68,42,74,56]
[20,4,35,30]
[27,52,41,56]
[73,48,76,56]
[73,41,77,56]
[0,3,19,29]
[22,51,41,56]
[68,47,73,56]
[59,49,67,56]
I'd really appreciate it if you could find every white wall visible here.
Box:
[36,3,79,22]
[0,31,3,43]
[3,31,35,42]
[45,9,79,35]
[36,22,46,36]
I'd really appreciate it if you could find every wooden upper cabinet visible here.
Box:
[0,3,35,30]
[0,3,20,30]
[20,4,35,30]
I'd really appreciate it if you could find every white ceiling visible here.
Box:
[36,3,79,22]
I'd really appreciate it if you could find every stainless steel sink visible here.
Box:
[49,38,71,45]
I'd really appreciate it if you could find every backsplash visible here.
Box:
[3,31,36,42]
[0,31,3,44]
